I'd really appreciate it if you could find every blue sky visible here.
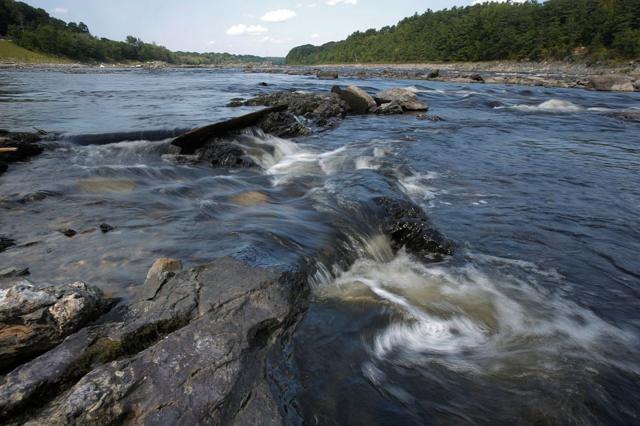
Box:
[23,0,509,56]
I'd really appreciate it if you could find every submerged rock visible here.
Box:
[375,88,428,111]
[0,280,109,371]
[611,111,640,122]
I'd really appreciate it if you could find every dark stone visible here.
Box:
[468,73,485,83]
[374,197,454,258]
[258,82,269,86]
[416,113,444,121]
[0,131,44,175]
[317,71,338,80]
[0,236,15,253]
[427,69,440,79]
[226,98,246,107]
[375,101,404,115]
[99,223,115,233]
[60,228,77,238]
[0,162,7,175]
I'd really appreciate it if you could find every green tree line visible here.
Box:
[0,0,281,64]
[286,0,640,64]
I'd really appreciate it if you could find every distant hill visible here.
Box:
[286,0,640,65]
[0,0,283,65]
[0,39,69,63]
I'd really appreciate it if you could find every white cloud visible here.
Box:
[208,40,216,45]
[260,9,297,22]
[310,33,320,38]
[226,24,269,36]
[297,2,317,7]
[52,7,68,14]
[326,0,357,5]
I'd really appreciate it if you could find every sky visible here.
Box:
[23,0,518,57]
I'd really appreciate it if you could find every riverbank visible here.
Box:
[2,58,639,92]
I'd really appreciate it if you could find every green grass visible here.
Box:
[0,39,70,64]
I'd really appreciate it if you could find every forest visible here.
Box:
[286,0,640,64]
[0,0,279,64]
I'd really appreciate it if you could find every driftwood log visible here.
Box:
[171,105,287,154]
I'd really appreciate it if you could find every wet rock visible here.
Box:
[226,97,246,107]
[587,75,636,92]
[375,101,404,115]
[59,228,77,238]
[416,113,444,121]
[374,197,454,258]
[0,131,44,175]
[258,82,269,86]
[0,280,109,371]
[20,257,308,425]
[99,223,114,233]
[375,88,428,111]
[242,91,347,120]
[317,71,338,80]
[331,85,377,114]
[612,111,640,122]
[0,267,29,280]
[427,69,440,79]
[468,73,485,83]
[259,111,312,138]
[0,236,15,253]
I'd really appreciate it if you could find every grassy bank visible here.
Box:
[0,40,70,64]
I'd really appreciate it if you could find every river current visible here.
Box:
[1,68,639,424]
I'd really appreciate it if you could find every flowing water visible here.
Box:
[1,68,639,423]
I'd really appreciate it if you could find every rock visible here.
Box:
[0,236,15,253]
[416,113,444,121]
[99,223,114,233]
[232,191,270,206]
[375,101,404,115]
[0,131,44,175]
[611,111,640,122]
[258,82,269,86]
[77,179,136,193]
[633,79,640,91]
[19,258,308,425]
[226,98,246,107]
[317,71,338,80]
[259,111,312,138]
[587,75,636,92]
[374,197,454,258]
[0,280,109,371]
[139,257,183,301]
[427,69,440,79]
[59,228,77,238]
[468,73,485,83]
[331,85,377,114]
[0,267,29,280]
[375,88,428,111]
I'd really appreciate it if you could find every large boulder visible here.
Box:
[0,280,109,371]
[375,88,428,111]
[331,85,377,114]
[587,75,636,92]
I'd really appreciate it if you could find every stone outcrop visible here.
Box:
[0,280,109,372]
[375,88,429,111]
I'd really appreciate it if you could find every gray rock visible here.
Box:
[587,75,636,92]
[20,257,308,425]
[0,280,108,371]
[331,85,377,114]
[317,71,338,80]
[0,131,44,176]
[375,88,428,111]
[375,101,404,115]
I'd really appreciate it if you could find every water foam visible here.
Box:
[499,99,584,113]
[319,251,636,374]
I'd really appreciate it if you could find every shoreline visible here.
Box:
[1,60,639,92]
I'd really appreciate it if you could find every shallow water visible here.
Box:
[1,68,639,423]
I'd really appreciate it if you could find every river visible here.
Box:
[1,67,639,424]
